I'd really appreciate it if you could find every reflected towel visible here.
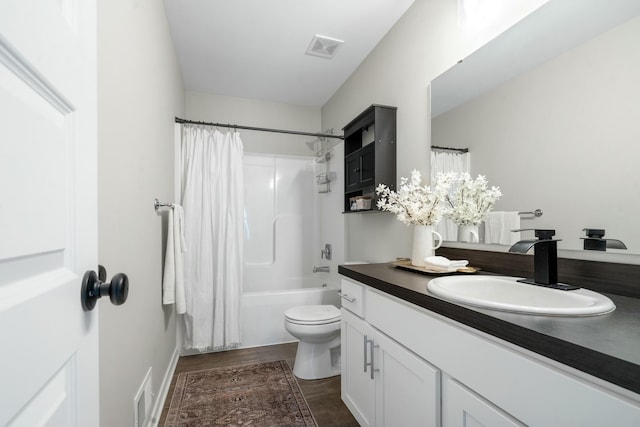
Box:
[484,211,520,245]
[163,204,187,314]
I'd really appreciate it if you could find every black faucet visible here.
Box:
[581,228,627,251]
[509,229,578,290]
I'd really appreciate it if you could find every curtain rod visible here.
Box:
[431,145,469,153]
[175,117,344,140]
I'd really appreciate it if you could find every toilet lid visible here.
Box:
[285,305,341,324]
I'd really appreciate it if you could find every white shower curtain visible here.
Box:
[431,149,469,241]
[180,125,244,351]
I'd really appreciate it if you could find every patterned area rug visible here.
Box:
[165,360,318,427]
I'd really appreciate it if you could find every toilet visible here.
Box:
[284,304,341,380]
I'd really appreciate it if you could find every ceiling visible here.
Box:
[163,0,415,107]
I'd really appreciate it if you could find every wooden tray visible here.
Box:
[391,259,479,276]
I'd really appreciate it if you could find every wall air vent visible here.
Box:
[134,368,153,427]
[305,34,344,59]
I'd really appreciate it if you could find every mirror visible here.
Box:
[430,0,640,257]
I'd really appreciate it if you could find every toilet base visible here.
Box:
[292,336,341,380]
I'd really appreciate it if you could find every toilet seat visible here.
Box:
[285,305,341,325]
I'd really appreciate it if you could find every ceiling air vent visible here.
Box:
[305,35,344,59]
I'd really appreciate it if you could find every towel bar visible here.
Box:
[518,209,542,217]
[154,198,174,210]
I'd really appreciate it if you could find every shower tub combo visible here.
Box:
[242,153,339,348]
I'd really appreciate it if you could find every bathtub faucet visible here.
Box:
[313,266,330,273]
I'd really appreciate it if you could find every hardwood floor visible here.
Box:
[158,342,360,427]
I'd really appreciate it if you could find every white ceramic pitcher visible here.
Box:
[411,225,443,267]
[458,224,479,243]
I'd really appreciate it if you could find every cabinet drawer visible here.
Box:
[340,278,365,317]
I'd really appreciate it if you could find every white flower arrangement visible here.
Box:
[446,173,502,226]
[375,170,457,226]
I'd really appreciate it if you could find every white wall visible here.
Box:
[97,1,184,426]
[433,15,640,253]
[321,0,548,263]
[185,91,322,156]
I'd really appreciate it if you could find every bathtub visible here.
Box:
[241,280,340,348]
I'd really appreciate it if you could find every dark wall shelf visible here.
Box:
[342,104,397,213]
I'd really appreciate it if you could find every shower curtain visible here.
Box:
[180,124,244,351]
[431,149,469,241]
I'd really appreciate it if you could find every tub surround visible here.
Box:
[338,261,640,396]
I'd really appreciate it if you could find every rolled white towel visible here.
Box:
[423,256,469,272]
[163,204,187,314]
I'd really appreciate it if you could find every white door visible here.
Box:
[0,1,99,427]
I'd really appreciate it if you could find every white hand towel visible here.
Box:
[163,204,187,314]
[484,211,501,244]
[423,256,469,272]
[485,211,521,245]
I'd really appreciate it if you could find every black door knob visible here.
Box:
[81,267,129,311]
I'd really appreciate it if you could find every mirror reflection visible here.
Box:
[430,0,640,255]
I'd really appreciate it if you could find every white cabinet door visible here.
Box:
[375,331,440,427]
[342,309,376,427]
[342,308,441,427]
[443,376,525,427]
[0,1,99,426]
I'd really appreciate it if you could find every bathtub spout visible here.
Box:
[313,266,330,273]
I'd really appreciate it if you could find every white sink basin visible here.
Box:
[427,276,615,316]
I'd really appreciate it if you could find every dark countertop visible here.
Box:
[339,263,640,396]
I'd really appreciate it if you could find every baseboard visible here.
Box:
[150,346,179,427]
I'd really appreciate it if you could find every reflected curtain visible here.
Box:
[431,149,469,241]
[180,124,244,351]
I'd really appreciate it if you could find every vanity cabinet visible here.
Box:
[340,276,640,427]
[342,104,396,212]
[340,280,440,427]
